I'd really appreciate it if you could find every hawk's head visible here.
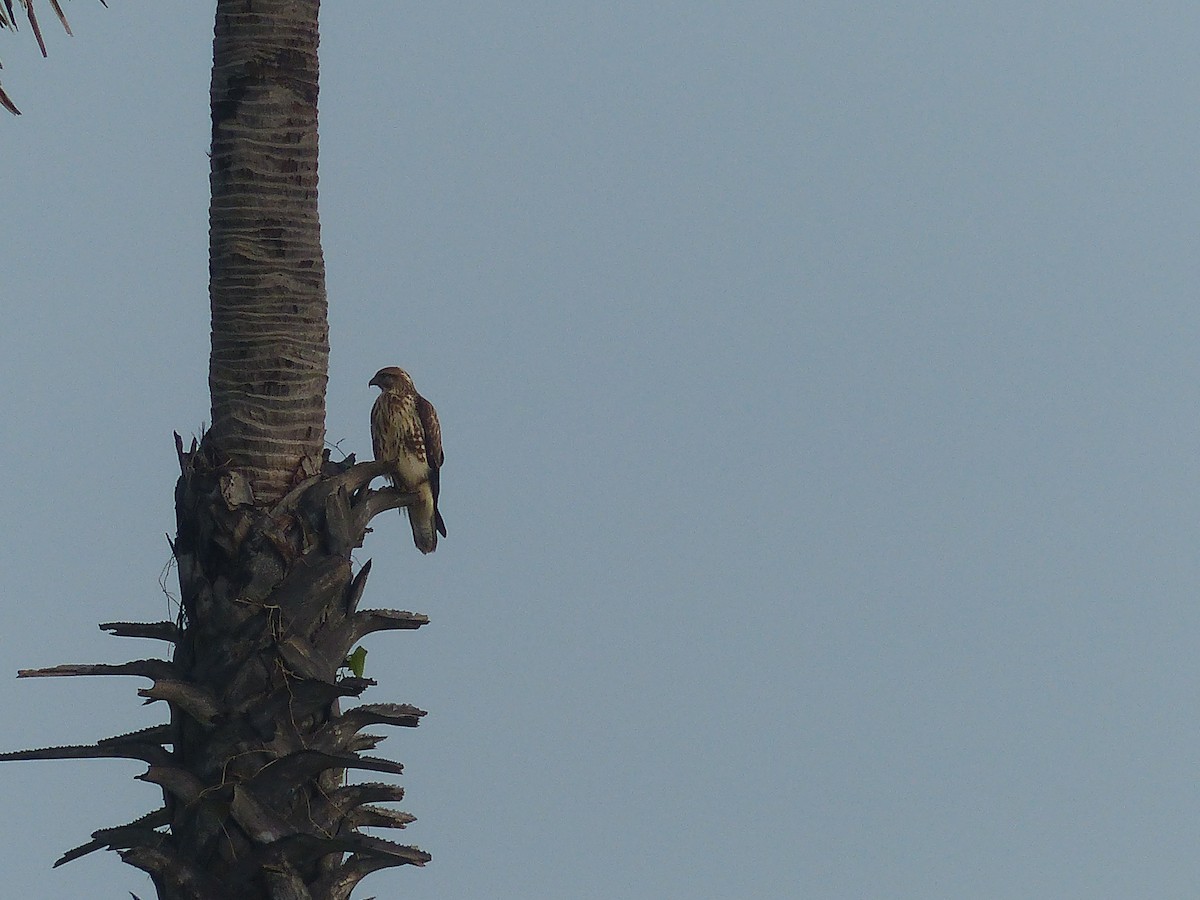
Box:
[370,366,415,393]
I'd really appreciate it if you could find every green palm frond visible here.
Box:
[2,0,107,115]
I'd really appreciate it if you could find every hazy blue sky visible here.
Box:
[4,3,1200,898]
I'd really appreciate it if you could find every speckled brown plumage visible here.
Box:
[369,366,447,553]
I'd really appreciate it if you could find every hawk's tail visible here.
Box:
[406,490,446,554]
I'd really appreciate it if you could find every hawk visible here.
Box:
[369,366,447,554]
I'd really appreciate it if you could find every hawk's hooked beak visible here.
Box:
[369,374,382,388]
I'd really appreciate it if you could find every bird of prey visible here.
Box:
[369,366,447,554]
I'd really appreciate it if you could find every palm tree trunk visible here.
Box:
[137,446,430,899]
[206,0,329,506]
[2,4,432,896]
[7,453,430,898]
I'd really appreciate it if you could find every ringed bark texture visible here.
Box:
[208,0,329,504]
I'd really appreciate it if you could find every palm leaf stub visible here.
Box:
[1,443,433,893]
[0,740,171,766]
[54,808,171,868]
[100,620,182,643]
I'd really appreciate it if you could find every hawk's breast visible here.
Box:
[373,392,431,489]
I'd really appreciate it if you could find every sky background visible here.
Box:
[3,2,1200,898]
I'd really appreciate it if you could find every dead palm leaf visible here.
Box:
[1,0,106,115]
[0,81,19,115]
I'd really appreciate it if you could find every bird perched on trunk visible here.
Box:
[369,366,447,553]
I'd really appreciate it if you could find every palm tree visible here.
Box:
[3,3,432,897]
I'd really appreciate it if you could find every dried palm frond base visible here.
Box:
[1,435,431,900]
